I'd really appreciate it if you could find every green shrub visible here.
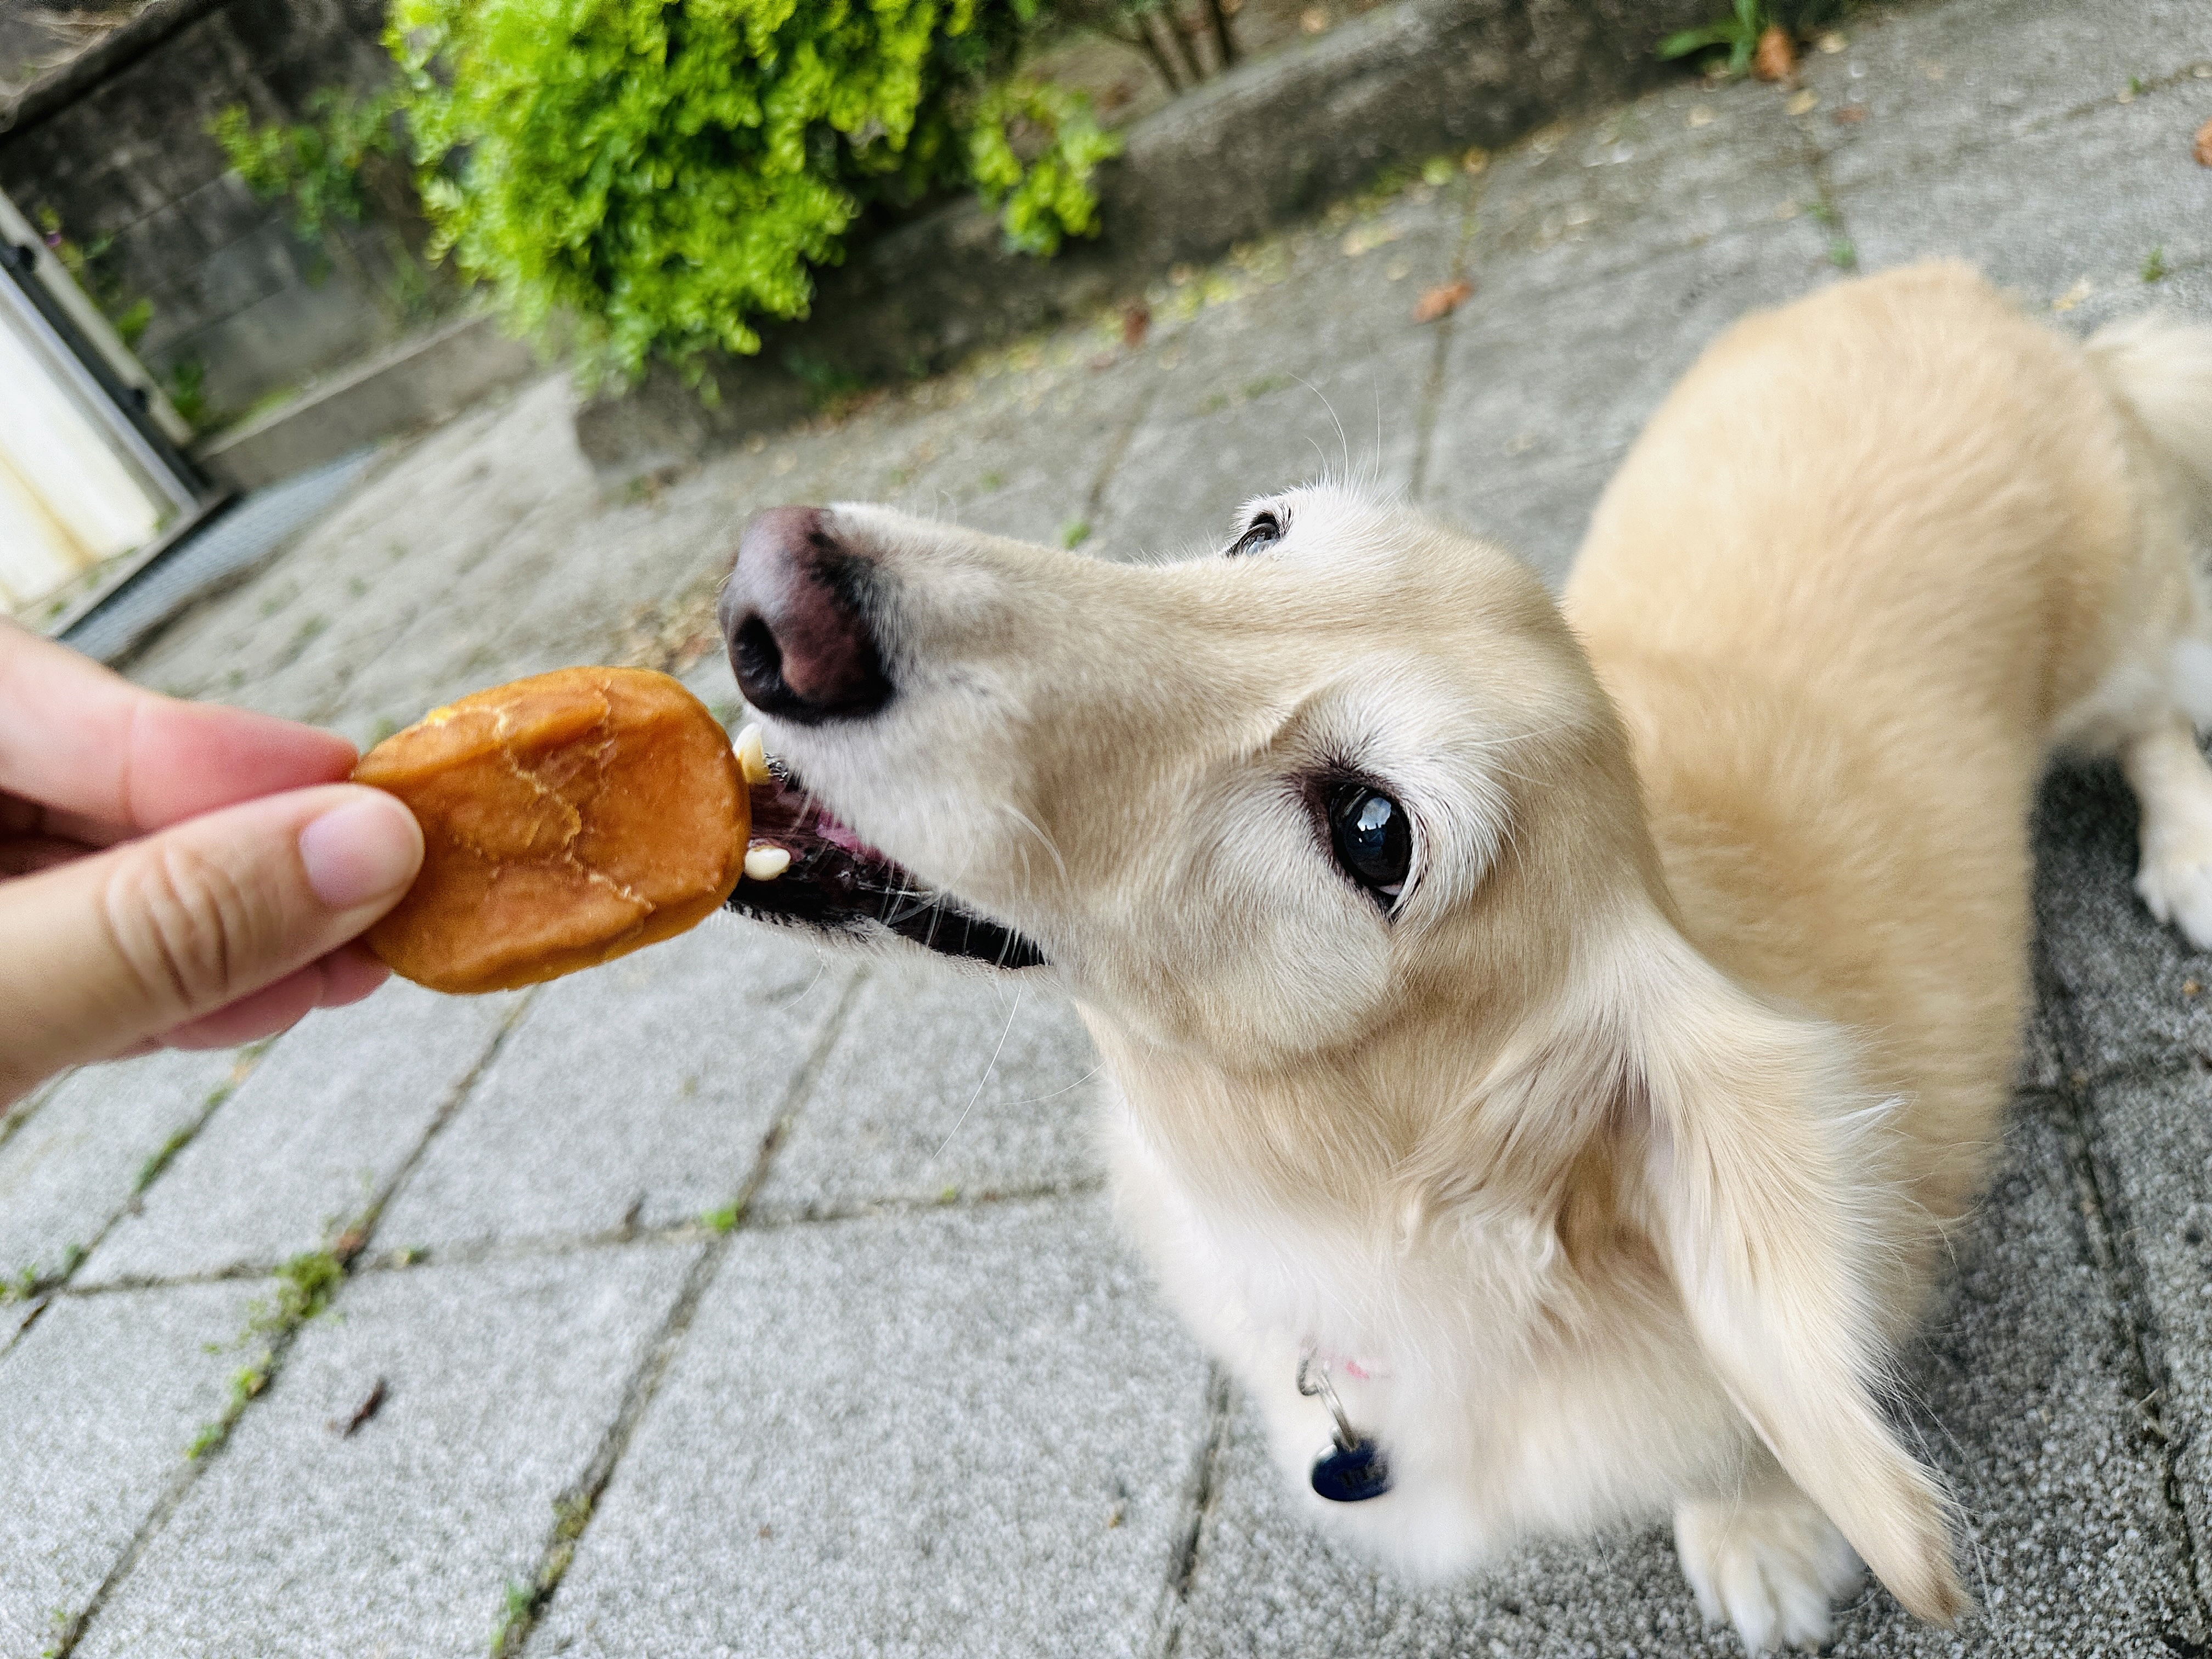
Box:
[1656,0,1842,75]
[377,0,1118,388]
[33,206,155,346]
[210,87,408,242]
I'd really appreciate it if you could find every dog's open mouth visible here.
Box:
[724,729,1046,969]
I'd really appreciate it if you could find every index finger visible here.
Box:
[0,619,360,832]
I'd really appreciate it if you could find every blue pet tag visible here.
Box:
[1298,1348,1392,1503]
[1311,1435,1392,1503]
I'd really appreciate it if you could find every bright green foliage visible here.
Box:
[34,206,154,345]
[966,80,1118,253]
[1656,0,1837,67]
[1657,0,1765,77]
[387,0,1119,386]
[210,88,409,241]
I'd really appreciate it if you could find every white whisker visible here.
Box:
[934,986,1024,1160]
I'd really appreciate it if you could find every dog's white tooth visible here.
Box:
[743,844,793,882]
[733,725,772,786]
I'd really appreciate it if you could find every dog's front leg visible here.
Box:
[1673,1459,1865,1654]
[2125,714,2212,950]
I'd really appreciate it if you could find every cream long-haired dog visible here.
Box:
[713,262,2212,1649]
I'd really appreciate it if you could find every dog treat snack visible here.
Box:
[352,667,748,994]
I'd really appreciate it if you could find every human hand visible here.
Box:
[0,620,424,1106]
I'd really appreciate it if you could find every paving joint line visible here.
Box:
[1814,54,2212,205]
[2033,941,2212,1640]
[42,992,533,1657]
[1154,1362,1234,1659]
[0,1069,66,1160]
[0,1039,278,1367]
[1085,371,1165,533]
[1797,109,1860,277]
[1406,179,1483,503]
[352,989,543,1240]
[2046,1045,2212,1098]
[48,1172,1114,1297]
[489,964,873,1657]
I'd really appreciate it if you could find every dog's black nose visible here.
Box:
[720,506,891,724]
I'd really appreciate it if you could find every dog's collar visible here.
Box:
[1298,1346,1392,1503]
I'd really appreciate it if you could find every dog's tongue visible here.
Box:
[747,777,882,864]
[725,733,1046,969]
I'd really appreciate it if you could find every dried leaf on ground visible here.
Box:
[1121,302,1150,348]
[330,1376,387,1437]
[1413,280,1473,324]
[1752,26,1796,82]
[2196,117,2212,167]
[1833,104,1867,125]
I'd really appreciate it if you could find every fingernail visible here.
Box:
[300,793,422,910]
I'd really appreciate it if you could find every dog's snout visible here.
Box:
[721,506,891,724]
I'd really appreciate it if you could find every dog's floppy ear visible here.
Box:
[1626,935,1967,1627]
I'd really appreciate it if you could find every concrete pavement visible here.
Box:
[7,0,2212,1652]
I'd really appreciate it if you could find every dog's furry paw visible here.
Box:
[2135,843,2212,951]
[1673,1494,1864,1652]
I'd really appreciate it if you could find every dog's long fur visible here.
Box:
[737,263,2212,1647]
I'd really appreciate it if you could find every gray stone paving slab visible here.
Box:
[1424,222,1838,539]
[0,1045,247,1289]
[80,982,520,1285]
[877,341,1163,555]
[1432,449,1621,591]
[750,960,1101,1221]
[74,1243,698,1659]
[1088,202,1463,558]
[526,1195,1212,1658]
[1171,1090,2203,1657]
[128,383,591,707]
[1097,337,1435,563]
[127,382,943,747]
[0,1280,261,1656]
[1467,77,1820,277]
[1807,0,2212,196]
[2078,1068,2212,1612]
[2032,761,2212,1082]
[1831,64,2212,311]
[377,918,853,1251]
[2018,998,2066,1093]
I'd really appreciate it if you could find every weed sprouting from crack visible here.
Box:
[2,1244,84,1307]
[489,1492,595,1655]
[699,1201,743,1234]
[134,1126,197,1194]
[184,1247,346,1459]
[489,1579,535,1656]
[132,1061,261,1202]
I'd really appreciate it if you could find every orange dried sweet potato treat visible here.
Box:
[353,667,747,994]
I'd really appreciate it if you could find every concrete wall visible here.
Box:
[0,0,443,426]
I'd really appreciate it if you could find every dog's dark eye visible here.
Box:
[1228,511,1284,557]
[1328,785,1411,907]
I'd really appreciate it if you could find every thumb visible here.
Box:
[0,785,422,1092]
